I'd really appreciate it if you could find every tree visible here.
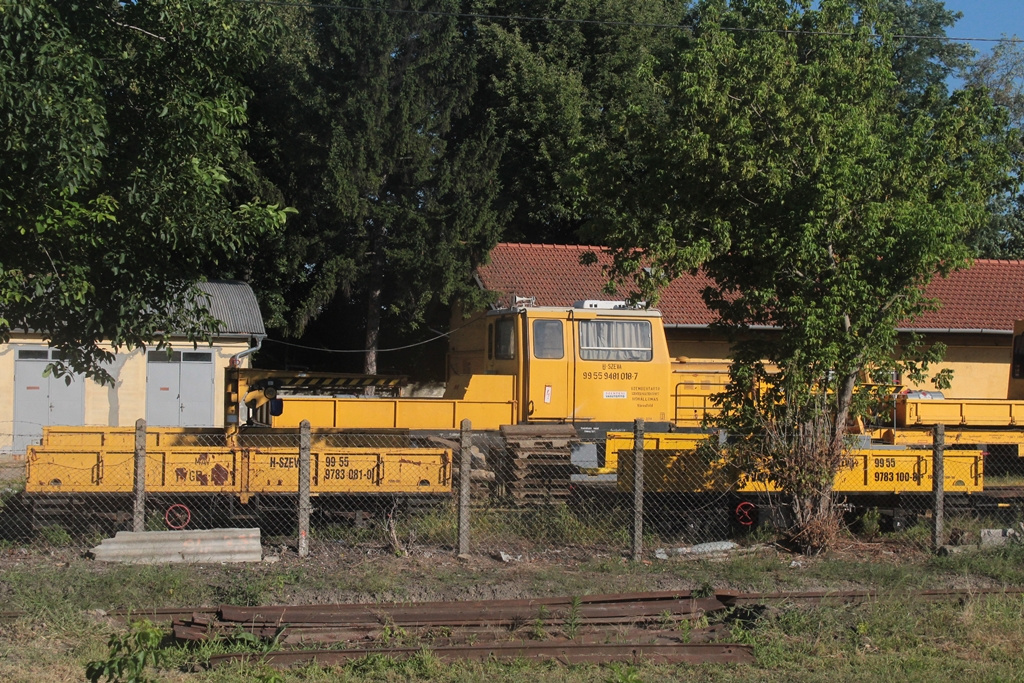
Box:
[962,37,1024,258]
[478,0,688,244]
[879,0,973,108]
[572,0,1013,549]
[479,0,967,246]
[245,0,504,377]
[0,0,289,382]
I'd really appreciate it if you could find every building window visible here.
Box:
[148,351,212,363]
[579,320,653,362]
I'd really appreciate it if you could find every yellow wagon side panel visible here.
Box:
[452,402,517,431]
[731,449,982,495]
[834,450,982,494]
[378,451,451,493]
[272,395,517,432]
[247,449,303,492]
[394,401,458,430]
[40,426,225,449]
[605,431,714,479]
[314,453,382,492]
[274,398,342,428]
[146,448,239,494]
[612,433,728,493]
[26,447,122,492]
[246,448,452,495]
[899,398,1024,427]
[609,433,985,496]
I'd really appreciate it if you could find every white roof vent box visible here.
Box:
[574,300,635,310]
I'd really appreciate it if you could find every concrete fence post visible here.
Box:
[631,418,645,562]
[932,423,945,552]
[298,420,311,558]
[458,419,472,557]
[133,419,146,532]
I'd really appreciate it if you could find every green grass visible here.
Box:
[4,563,213,618]
[930,542,1024,584]
[4,536,1024,681]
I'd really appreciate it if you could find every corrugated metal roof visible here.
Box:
[478,244,1024,333]
[197,280,266,338]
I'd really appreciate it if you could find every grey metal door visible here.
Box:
[146,355,181,426]
[146,351,215,427]
[13,348,85,453]
[179,352,214,427]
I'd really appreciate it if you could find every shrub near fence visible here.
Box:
[0,420,1021,557]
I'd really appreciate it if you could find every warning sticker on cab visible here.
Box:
[603,391,627,399]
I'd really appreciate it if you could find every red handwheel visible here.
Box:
[735,501,757,527]
[165,503,192,530]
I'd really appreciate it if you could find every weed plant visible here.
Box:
[470,504,632,549]
[85,620,164,683]
[38,523,72,547]
[0,478,25,505]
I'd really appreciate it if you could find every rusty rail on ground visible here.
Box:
[172,587,1024,670]
[208,642,755,668]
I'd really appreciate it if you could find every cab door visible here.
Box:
[526,317,572,420]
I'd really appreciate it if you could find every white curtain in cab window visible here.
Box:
[579,320,652,361]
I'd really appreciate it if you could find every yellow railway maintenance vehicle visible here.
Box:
[17,300,1024,532]
[237,300,728,504]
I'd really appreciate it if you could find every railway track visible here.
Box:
[131,588,1024,669]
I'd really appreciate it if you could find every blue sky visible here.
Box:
[944,1,1023,48]
[934,2,1022,89]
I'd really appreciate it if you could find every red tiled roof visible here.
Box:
[477,243,1024,333]
[910,260,1024,332]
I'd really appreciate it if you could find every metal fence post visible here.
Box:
[932,423,945,552]
[298,419,311,558]
[632,418,645,562]
[458,419,472,557]
[133,419,146,532]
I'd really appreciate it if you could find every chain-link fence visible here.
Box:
[1,420,1023,557]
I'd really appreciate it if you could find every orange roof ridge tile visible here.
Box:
[496,242,603,251]
[967,258,1024,265]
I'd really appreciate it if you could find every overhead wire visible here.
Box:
[263,313,481,353]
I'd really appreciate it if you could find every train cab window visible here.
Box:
[1014,334,1024,379]
[579,320,653,362]
[533,320,564,359]
[494,318,515,360]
